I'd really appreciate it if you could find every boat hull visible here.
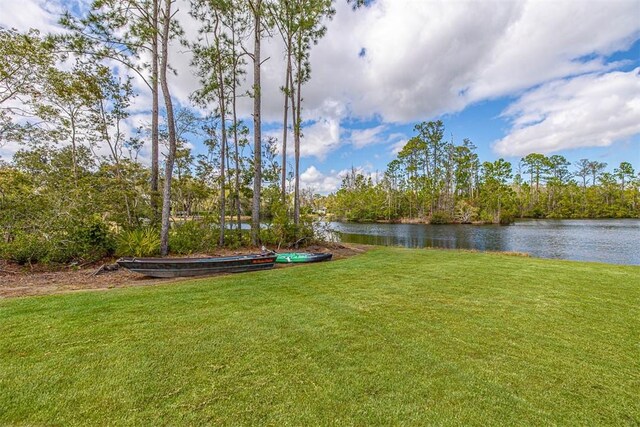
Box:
[117,254,277,278]
[275,252,333,264]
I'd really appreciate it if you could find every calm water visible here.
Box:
[329,219,640,265]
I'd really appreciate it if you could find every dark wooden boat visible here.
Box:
[116,253,277,278]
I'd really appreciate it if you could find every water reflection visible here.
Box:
[329,219,640,265]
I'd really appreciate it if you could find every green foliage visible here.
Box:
[429,211,453,224]
[2,27,639,267]
[47,218,116,263]
[499,213,515,225]
[325,122,640,223]
[0,28,57,141]
[0,218,115,265]
[116,228,160,258]
[169,220,217,254]
[0,234,49,265]
[327,169,389,222]
[454,200,479,223]
[259,197,316,248]
[223,230,252,250]
[477,210,493,224]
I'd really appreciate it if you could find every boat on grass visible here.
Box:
[117,253,277,278]
[275,252,332,264]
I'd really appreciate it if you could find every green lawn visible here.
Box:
[1,247,639,425]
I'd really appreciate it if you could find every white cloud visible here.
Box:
[300,165,343,193]
[347,125,387,148]
[299,118,341,159]
[294,0,640,157]
[390,138,408,155]
[493,68,640,156]
[263,98,347,160]
[0,0,64,33]
[306,0,640,123]
[299,164,382,194]
[463,0,639,102]
[2,0,640,161]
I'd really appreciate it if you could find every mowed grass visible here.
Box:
[1,248,639,425]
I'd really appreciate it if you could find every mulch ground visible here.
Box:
[0,244,370,299]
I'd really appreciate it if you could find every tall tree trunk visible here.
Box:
[293,38,302,226]
[218,115,227,245]
[70,113,78,185]
[218,46,227,246]
[159,0,177,256]
[288,49,296,193]
[231,16,242,233]
[151,0,160,222]
[251,0,262,245]
[232,75,241,233]
[281,53,291,204]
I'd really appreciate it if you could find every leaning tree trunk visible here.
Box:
[251,0,262,246]
[159,0,177,256]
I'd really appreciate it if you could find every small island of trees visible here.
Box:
[325,120,639,224]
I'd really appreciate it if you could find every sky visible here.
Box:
[1,0,639,193]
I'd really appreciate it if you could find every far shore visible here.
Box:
[324,216,640,225]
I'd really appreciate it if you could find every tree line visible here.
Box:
[0,0,360,264]
[2,3,637,265]
[325,120,640,224]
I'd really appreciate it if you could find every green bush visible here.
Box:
[454,200,479,223]
[116,227,160,257]
[0,218,116,265]
[530,207,545,218]
[1,233,49,265]
[223,229,251,250]
[478,210,496,224]
[261,205,316,248]
[47,219,116,263]
[499,213,515,225]
[430,211,453,224]
[169,221,217,254]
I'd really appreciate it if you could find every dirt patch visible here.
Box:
[0,244,370,299]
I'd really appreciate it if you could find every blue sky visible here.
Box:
[2,0,639,193]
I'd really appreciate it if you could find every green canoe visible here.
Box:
[275,252,333,263]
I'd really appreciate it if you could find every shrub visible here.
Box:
[429,211,453,224]
[116,227,160,257]
[478,210,495,224]
[260,201,316,248]
[2,233,49,265]
[261,221,316,249]
[530,207,545,218]
[223,229,251,250]
[499,213,515,225]
[0,218,116,265]
[47,219,116,263]
[454,200,479,223]
[169,220,217,254]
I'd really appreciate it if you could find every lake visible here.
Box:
[328,219,640,265]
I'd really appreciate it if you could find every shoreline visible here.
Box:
[326,216,640,225]
[0,243,370,299]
